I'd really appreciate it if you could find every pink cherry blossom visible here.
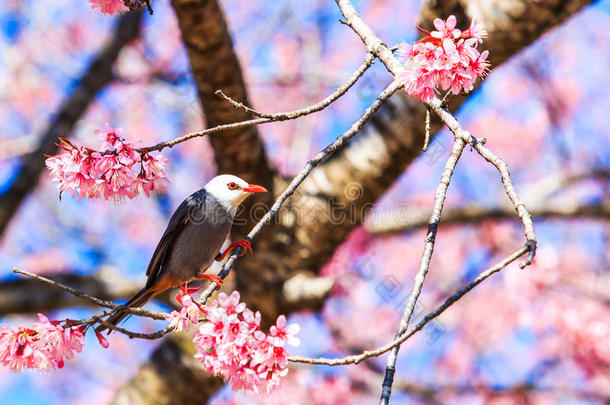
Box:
[431,15,461,40]
[168,293,202,332]
[193,291,300,394]
[268,315,300,347]
[0,325,52,372]
[461,18,488,43]
[33,314,85,368]
[167,310,191,333]
[399,15,490,101]
[45,125,169,202]
[0,314,85,373]
[89,0,129,15]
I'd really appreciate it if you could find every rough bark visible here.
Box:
[170,0,275,237]
[111,0,593,403]
[0,10,144,237]
[367,201,610,235]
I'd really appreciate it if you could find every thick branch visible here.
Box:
[170,0,275,235]
[191,82,402,307]
[111,336,223,405]
[267,0,593,316]
[367,201,610,234]
[0,10,144,237]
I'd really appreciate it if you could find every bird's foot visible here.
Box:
[215,238,253,261]
[199,274,223,290]
[176,282,201,304]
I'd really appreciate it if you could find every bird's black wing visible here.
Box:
[144,189,206,288]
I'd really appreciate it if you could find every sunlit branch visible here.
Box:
[215,52,375,119]
[138,52,376,154]
[426,97,537,267]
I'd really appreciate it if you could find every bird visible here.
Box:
[97,174,267,332]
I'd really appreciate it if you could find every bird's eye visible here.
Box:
[228,182,239,190]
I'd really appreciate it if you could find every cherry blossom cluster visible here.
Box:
[193,291,300,394]
[89,0,129,15]
[45,125,168,202]
[0,314,85,373]
[398,15,489,101]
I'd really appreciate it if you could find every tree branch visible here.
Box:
[367,201,610,235]
[268,0,591,322]
[137,52,376,153]
[214,52,375,120]
[195,81,402,306]
[419,0,593,68]
[111,71,400,405]
[367,169,610,234]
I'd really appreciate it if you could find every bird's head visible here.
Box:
[204,174,268,213]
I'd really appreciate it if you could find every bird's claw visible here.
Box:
[198,274,223,290]
[234,239,253,256]
[215,238,253,261]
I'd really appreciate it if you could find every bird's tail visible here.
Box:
[95,287,156,334]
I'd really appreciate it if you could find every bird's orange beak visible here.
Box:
[242,184,268,193]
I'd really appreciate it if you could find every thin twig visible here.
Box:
[14,268,179,339]
[216,52,375,119]
[381,138,465,401]
[196,80,402,305]
[288,246,529,365]
[13,268,167,321]
[426,97,537,267]
[94,318,173,340]
[423,107,431,151]
[139,52,375,154]
[138,118,270,153]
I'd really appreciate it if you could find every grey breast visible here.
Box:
[165,190,234,282]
